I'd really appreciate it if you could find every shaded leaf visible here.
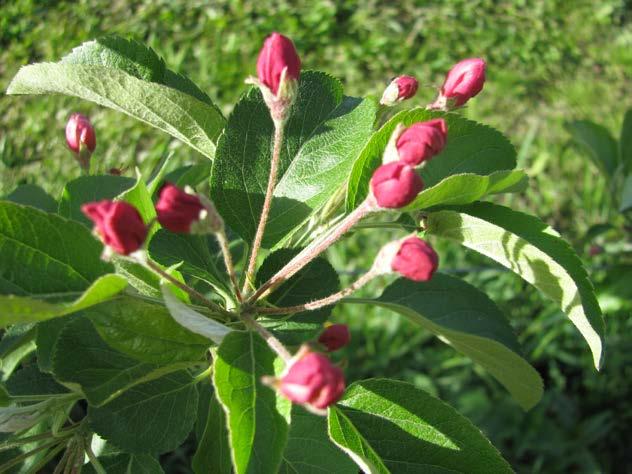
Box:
[193,386,232,474]
[83,452,164,474]
[5,184,57,213]
[620,108,632,174]
[566,120,618,177]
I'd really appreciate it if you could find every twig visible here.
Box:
[215,228,243,302]
[257,270,377,315]
[243,121,285,294]
[242,313,292,363]
[248,198,375,303]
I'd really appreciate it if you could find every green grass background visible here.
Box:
[1,1,632,472]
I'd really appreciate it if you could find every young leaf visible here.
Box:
[213,331,291,474]
[348,273,543,410]
[89,370,198,454]
[620,108,632,174]
[565,120,619,177]
[117,171,157,228]
[426,202,605,369]
[161,284,232,344]
[0,325,36,381]
[82,453,164,474]
[402,170,527,211]
[58,175,136,226]
[256,248,340,345]
[346,108,517,210]
[210,72,376,247]
[88,296,210,364]
[7,56,224,159]
[163,163,213,189]
[328,379,513,473]
[0,201,112,295]
[5,184,57,213]
[193,387,232,474]
[280,406,357,474]
[0,274,127,328]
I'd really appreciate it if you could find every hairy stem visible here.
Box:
[257,270,378,315]
[215,229,243,302]
[242,313,292,363]
[84,439,106,474]
[248,198,375,303]
[243,121,285,294]
[145,260,231,318]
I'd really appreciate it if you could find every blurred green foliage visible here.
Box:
[2,0,632,472]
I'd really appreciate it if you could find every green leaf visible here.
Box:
[83,453,164,474]
[619,174,632,213]
[349,273,542,410]
[89,371,198,454]
[280,406,357,474]
[566,120,619,177]
[402,170,527,211]
[346,109,517,210]
[256,249,340,346]
[5,184,57,213]
[0,201,113,295]
[213,331,291,474]
[161,285,231,344]
[193,388,232,474]
[7,52,224,159]
[117,172,157,228]
[88,296,210,365]
[58,175,136,226]
[329,379,513,474]
[5,366,66,396]
[620,108,632,174]
[211,72,376,247]
[52,317,157,405]
[149,229,228,292]
[0,274,127,328]
[426,202,605,369]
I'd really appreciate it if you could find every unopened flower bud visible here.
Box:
[253,33,301,122]
[370,162,424,208]
[318,324,350,352]
[380,75,419,106]
[430,58,486,110]
[82,200,147,256]
[395,119,447,166]
[155,183,222,234]
[66,113,96,169]
[278,352,345,412]
[391,236,439,281]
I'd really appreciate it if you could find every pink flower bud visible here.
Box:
[155,183,206,234]
[380,75,419,106]
[82,200,147,255]
[256,32,301,96]
[391,236,439,282]
[65,113,96,154]
[396,119,447,166]
[370,162,424,208]
[279,352,345,410]
[440,58,486,107]
[318,324,350,352]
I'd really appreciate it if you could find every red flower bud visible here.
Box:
[279,352,345,410]
[155,183,206,234]
[81,200,147,255]
[370,162,424,208]
[391,237,439,282]
[396,119,447,166]
[65,113,96,154]
[380,75,419,106]
[256,32,301,96]
[318,324,350,352]
[440,58,486,107]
